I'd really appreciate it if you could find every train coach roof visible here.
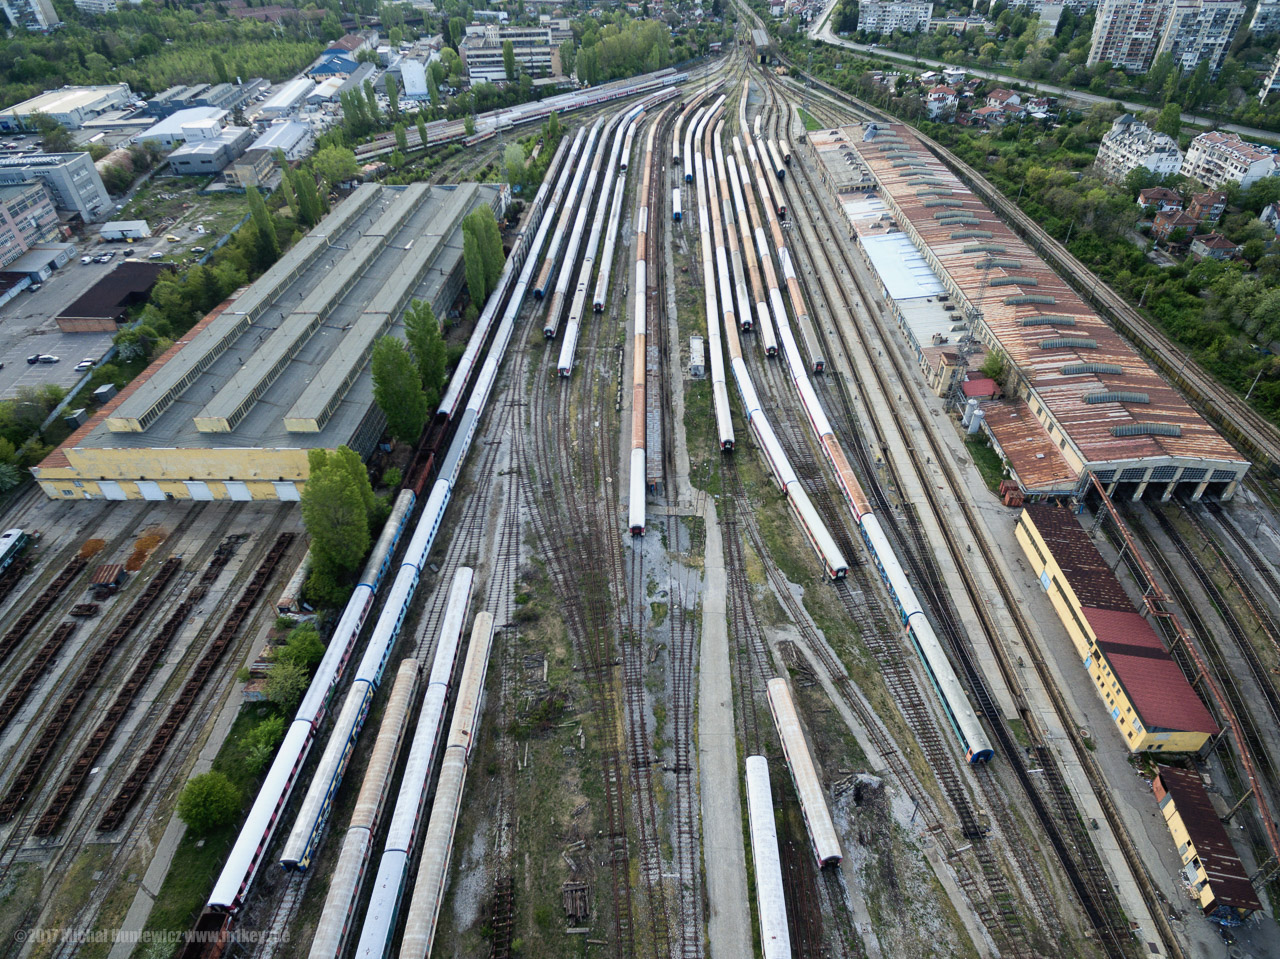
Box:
[1020,504,1133,610]
[1082,607,1218,735]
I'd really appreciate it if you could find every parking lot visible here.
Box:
[0,256,119,401]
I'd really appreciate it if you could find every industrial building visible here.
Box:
[132,108,229,150]
[34,182,504,502]
[1015,504,1219,753]
[828,123,1249,501]
[0,151,112,223]
[257,78,317,120]
[459,25,559,83]
[0,182,62,267]
[55,261,173,331]
[167,126,254,176]
[248,120,314,161]
[0,84,132,131]
[1152,766,1262,923]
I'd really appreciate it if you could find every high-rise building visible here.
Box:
[1087,0,1170,71]
[1260,46,1280,102]
[0,152,112,223]
[1157,0,1246,76]
[0,182,62,267]
[1251,0,1280,36]
[0,0,60,31]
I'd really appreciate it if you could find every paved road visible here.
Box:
[807,3,1280,143]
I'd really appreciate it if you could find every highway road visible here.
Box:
[806,0,1280,144]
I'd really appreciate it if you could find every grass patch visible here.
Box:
[141,702,283,940]
[797,107,822,132]
[964,433,1004,493]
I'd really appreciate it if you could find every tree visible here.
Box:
[364,78,382,124]
[416,114,428,149]
[1155,101,1181,140]
[212,50,230,85]
[385,74,400,119]
[404,298,448,404]
[371,336,430,443]
[246,185,279,267]
[504,142,526,185]
[274,622,325,670]
[464,113,476,136]
[427,68,441,106]
[28,113,74,152]
[980,351,1007,382]
[546,111,560,141]
[462,218,487,304]
[450,17,467,51]
[395,123,409,153]
[559,40,576,77]
[265,659,309,711]
[472,207,505,288]
[301,448,371,577]
[176,772,240,835]
[243,715,285,774]
[503,39,517,81]
[314,145,358,192]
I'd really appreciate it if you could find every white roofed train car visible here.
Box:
[745,756,791,959]
[672,187,682,222]
[766,678,842,867]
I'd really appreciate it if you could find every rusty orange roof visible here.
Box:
[846,123,1247,473]
[981,399,1078,491]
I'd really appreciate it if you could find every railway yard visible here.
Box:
[5,25,1280,959]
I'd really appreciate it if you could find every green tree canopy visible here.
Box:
[176,772,240,835]
[503,39,517,81]
[313,145,359,192]
[371,337,430,443]
[404,298,448,406]
[385,74,400,119]
[265,659,309,711]
[301,447,372,579]
[1155,102,1182,139]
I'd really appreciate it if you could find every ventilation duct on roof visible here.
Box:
[989,276,1038,287]
[951,230,993,239]
[1004,294,1055,304]
[1062,362,1123,374]
[1086,391,1150,404]
[1022,315,1075,327]
[1111,423,1181,437]
[1040,336,1097,349]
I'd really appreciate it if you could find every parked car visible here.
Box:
[165,234,179,242]
[36,354,59,364]
[191,246,206,253]
[80,255,92,264]
[75,358,95,372]
[149,250,164,258]
[26,354,39,364]
[28,283,41,291]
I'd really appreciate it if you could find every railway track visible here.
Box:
[760,71,1144,956]
[774,73,1280,475]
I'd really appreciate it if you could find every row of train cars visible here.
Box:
[166,71,994,959]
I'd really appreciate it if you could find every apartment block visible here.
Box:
[1251,0,1280,35]
[1088,0,1170,71]
[857,1,934,33]
[1261,46,1280,102]
[1094,115,1184,183]
[1157,0,1246,76]
[0,0,59,30]
[1182,130,1276,188]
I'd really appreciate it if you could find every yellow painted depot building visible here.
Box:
[35,445,308,501]
[1015,504,1218,753]
[1153,766,1261,923]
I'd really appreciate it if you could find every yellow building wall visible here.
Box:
[1015,512,1209,754]
[1158,793,1217,913]
[33,446,311,501]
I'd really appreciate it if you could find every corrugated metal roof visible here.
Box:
[844,124,1248,474]
[1020,504,1132,609]
[1082,607,1218,735]
[1155,766,1262,913]
[980,400,1078,492]
[91,564,124,585]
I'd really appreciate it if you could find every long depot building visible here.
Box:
[34,182,504,502]
[807,122,1250,502]
[1015,503,1218,753]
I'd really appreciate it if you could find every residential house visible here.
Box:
[925,85,958,118]
[1153,209,1200,241]
[1187,190,1227,223]
[1189,232,1240,259]
[1260,201,1280,235]
[1138,186,1184,212]
[984,88,1021,109]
